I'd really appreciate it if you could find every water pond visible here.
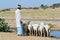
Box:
[50,31,60,38]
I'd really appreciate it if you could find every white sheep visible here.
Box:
[32,24,39,36]
[44,24,50,37]
[28,23,33,36]
[38,21,45,37]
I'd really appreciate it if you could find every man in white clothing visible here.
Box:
[15,5,23,36]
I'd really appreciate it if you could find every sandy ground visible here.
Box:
[1,18,60,40]
[0,32,60,40]
[0,19,60,40]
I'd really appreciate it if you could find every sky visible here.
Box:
[0,0,60,9]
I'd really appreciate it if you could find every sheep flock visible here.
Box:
[22,21,51,37]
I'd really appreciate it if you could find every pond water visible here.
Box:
[50,31,60,38]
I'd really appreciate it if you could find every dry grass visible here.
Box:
[22,8,60,19]
[0,8,60,19]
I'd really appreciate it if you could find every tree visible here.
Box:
[40,4,44,8]
[40,4,48,9]
[50,3,60,9]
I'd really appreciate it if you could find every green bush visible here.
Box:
[0,18,10,32]
[48,23,56,28]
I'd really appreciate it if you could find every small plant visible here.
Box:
[48,23,56,28]
[0,18,10,32]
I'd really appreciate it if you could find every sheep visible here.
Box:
[38,21,45,37]
[23,24,29,36]
[28,23,33,36]
[44,24,50,37]
[32,24,39,36]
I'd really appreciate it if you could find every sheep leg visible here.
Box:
[34,30,35,36]
[43,30,45,37]
[29,30,31,36]
[32,30,33,36]
[36,30,37,36]
[39,31,40,36]
[48,29,50,37]
[47,31,49,37]
[41,31,42,37]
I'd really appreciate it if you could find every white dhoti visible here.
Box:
[15,9,23,35]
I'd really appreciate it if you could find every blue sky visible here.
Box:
[0,0,60,9]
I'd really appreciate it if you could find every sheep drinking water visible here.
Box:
[44,24,50,37]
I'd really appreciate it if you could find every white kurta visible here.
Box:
[15,9,22,27]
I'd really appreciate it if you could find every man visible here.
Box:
[15,5,23,36]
